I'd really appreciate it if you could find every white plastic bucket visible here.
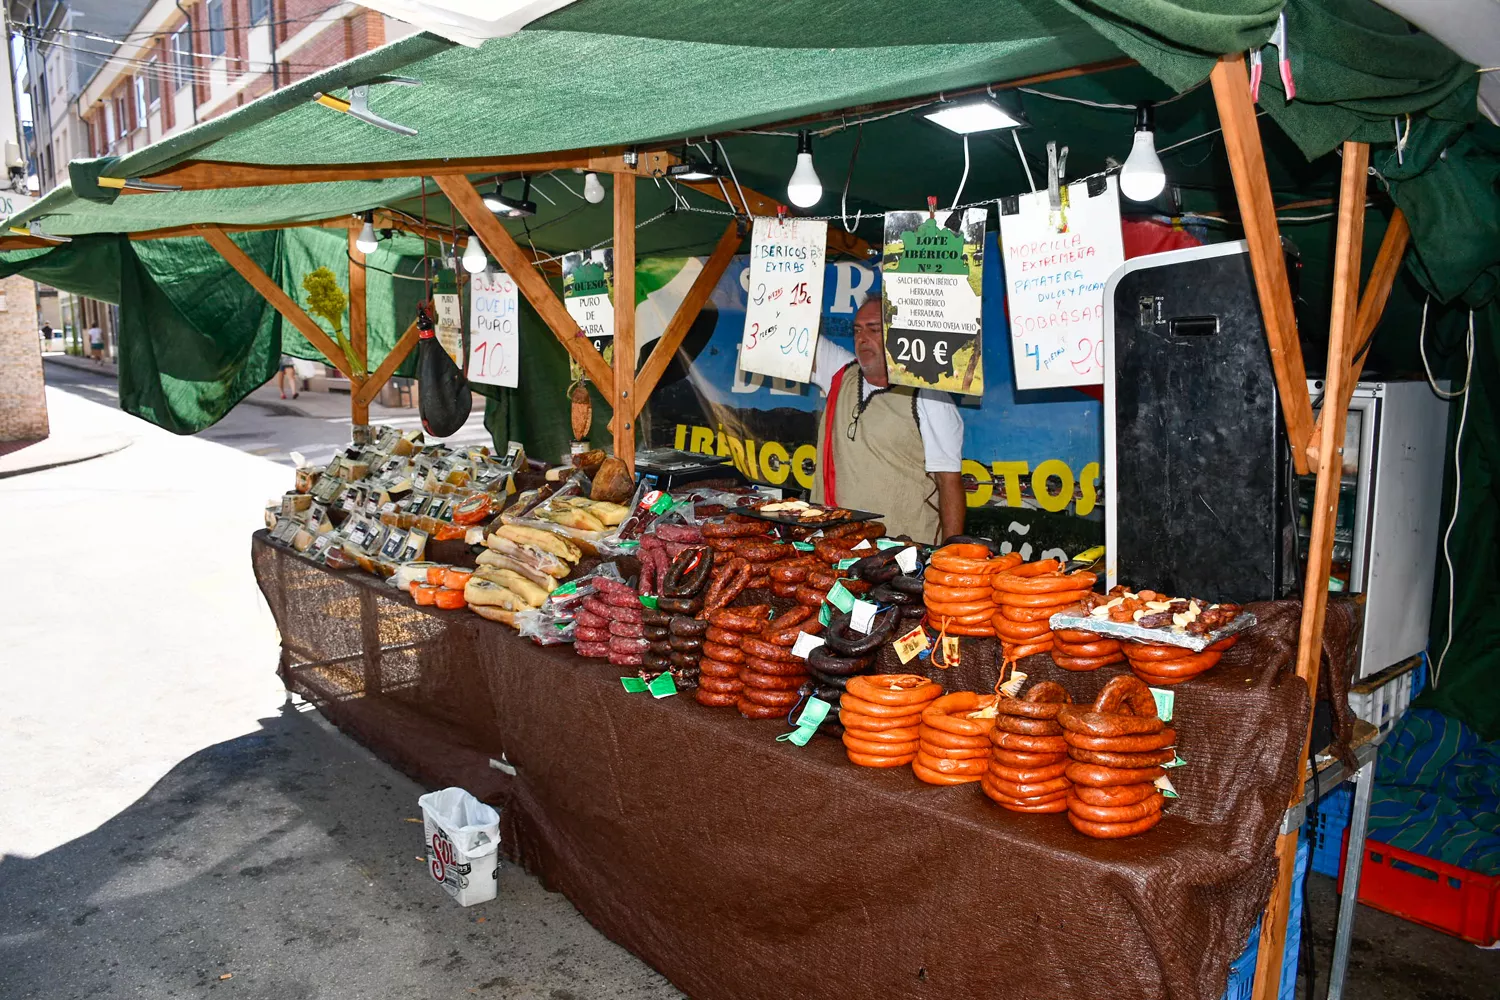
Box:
[417,787,501,906]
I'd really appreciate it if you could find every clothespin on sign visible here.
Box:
[1249,12,1295,102]
[1047,142,1069,232]
[927,195,937,220]
[314,77,421,136]
[777,204,788,226]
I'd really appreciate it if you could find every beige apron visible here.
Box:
[811,363,942,544]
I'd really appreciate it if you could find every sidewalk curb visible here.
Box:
[0,435,132,479]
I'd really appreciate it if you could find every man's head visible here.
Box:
[852,298,887,385]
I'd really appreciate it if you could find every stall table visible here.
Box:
[254,532,1313,1000]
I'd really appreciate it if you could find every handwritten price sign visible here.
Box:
[467,270,519,388]
[740,217,827,383]
[999,175,1124,390]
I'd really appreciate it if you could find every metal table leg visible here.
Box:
[1326,756,1376,1000]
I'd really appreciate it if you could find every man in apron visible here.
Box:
[810,298,965,544]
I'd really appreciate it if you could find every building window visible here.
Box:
[103,105,115,144]
[207,0,226,57]
[251,0,271,24]
[170,25,193,90]
[146,58,161,109]
[133,76,148,128]
[114,93,129,137]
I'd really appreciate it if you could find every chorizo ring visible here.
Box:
[1066,792,1165,824]
[998,604,1062,623]
[992,714,1063,736]
[840,692,927,719]
[851,725,921,743]
[987,759,1070,783]
[845,674,941,707]
[920,692,995,737]
[1123,642,1200,662]
[704,626,744,646]
[991,797,1070,814]
[1072,782,1159,807]
[1052,652,1126,671]
[736,698,787,719]
[697,675,743,694]
[993,589,1093,608]
[914,752,988,776]
[795,584,829,607]
[1064,728,1177,753]
[912,760,984,785]
[1057,707,1164,738]
[1052,638,1120,658]
[924,599,996,618]
[983,773,1073,798]
[992,616,1053,641]
[1064,761,1166,787]
[734,540,785,563]
[1125,650,1222,678]
[695,689,739,707]
[1001,639,1055,660]
[744,655,808,678]
[989,747,1067,768]
[770,561,815,584]
[935,542,992,559]
[994,682,1072,720]
[1003,559,1062,578]
[925,570,990,588]
[919,728,991,751]
[1065,810,1162,839]
[943,622,995,637]
[923,584,994,603]
[1092,675,1159,716]
[1053,628,1110,644]
[710,606,769,632]
[990,731,1069,753]
[916,740,990,760]
[741,686,803,708]
[1068,747,1176,769]
[846,750,917,768]
[741,636,796,662]
[702,519,767,538]
[991,569,1098,594]
[838,709,923,731]
[701,641,745,664]
[807,645,873,678]
[842,733,919,756]
[698,658,741,678]
[928,553,992,575]
[740,670,807,692]
[763,604,813,633]
[980,774,1070,804]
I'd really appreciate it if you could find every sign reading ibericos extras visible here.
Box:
[739,217,827,383]
[880,208,986,396]
[999,176,1124,390]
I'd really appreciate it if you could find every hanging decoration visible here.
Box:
[880,202,986,396]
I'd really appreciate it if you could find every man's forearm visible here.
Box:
[934,471,966,541]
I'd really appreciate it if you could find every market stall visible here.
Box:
[4,4,1496,999]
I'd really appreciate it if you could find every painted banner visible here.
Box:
[999,175,1125,390]
[880,207,986,395]
[740,217,826,382]
[629,232,1102,519]
[562,249,615,380]
[467,269,519,388]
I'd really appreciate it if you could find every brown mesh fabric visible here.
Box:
[254,533,1311,1000]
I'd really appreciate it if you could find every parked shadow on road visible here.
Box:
[0,702,678,1000]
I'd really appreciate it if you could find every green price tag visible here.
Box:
[552,581,578,597]
[620,677,648,693]
[1155,775,1180,799]
[639,594,659,610]
[1150,687,1174,722]
[796,696,830,728]
[1163,755,1187,769]
[647,672,677,698]
[615,539,640,551]
[874,537,904,550]
[826,581,856,614]
[818,602,832,627]
[792,541,815,551]
[649,494,674,514]
[836,557,858,571]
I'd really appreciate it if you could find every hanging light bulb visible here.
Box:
[786,130,822,208]
[355,211,378,254]
[1119,105,1166,203]
[461,235,487,274]
[583,172,605,204]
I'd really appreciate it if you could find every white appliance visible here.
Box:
[1302,380,1450,678]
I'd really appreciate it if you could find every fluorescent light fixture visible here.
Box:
[667,146,721,182]
[921,97,1025,134]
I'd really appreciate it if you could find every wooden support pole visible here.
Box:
[434,174,613,388]
[1311,209,1411,451]
[613,173,637,470]
[633,220,743,417]
[348,221,370,424]
[1249,141,1371,1000]
[200,226,359,383]
[353,320,420,408]
[1210,55,1316,475]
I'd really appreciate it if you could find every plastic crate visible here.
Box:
[1339,831,1500,946]
[1348,654,1424,736]
[1304,785,1353,878]
[1222,837,1310,1000]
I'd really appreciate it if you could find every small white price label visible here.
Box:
[849,599,878,635]
[790,632,826,660]
[894,546,919,574]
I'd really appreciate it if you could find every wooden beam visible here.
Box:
[353,318,420,408]
[1250,141,1370,1000]
[200,226,359,383]
[348,221,370,424]
[132,149,671,192]
[679,176,870,260]
[633,220,742,417]
[1210,54,1315,475]
[613,174,637,470]
[1311,209,1410,452]
[434,174,614,388]
[129,216,350,241]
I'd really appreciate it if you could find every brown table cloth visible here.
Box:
[253,532,1310,1000]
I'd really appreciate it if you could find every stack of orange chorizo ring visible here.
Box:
[840,674,942,767]
[990,560,1098,662]
[981,681,1073,813]
[695,604,768,708]
[924,544,1013,638]
[1050,628,1124,672]
[1059,676,1171,838]
[736,606,815,720]
[1124,634,1237,686]
[914,692,996,785]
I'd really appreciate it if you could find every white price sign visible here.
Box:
[467,270,519,387]
[740,217,826,382]
[999,175,1125,390]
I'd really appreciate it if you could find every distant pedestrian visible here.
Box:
[277,355,300,400]
[40,323,52,347]
[87,324,104,363]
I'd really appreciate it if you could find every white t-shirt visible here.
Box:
[810,338,964,474]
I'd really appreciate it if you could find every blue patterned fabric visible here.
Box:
[1369,708,1500,875]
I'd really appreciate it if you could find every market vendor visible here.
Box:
[809,298,965,544]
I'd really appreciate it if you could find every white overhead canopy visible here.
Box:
[350,0,582,46]
[1376,0,1500,124]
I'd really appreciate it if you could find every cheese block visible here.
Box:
[469,604,519,626]
[463,577,527,611]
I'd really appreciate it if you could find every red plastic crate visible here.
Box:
[1339,830,1500,946]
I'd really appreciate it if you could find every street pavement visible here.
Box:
[0,384,679,999]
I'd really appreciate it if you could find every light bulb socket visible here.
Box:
[1135,105,1155,133]
[796,130,813,155]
